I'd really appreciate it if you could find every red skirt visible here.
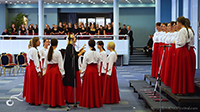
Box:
[164,44,175,86]
[40,60,44,101]
[25,60,41,105]
[102,65,120,104]
[34,33,38,35]
[23,65,29,98]
[79,64,102,108]
[189,47,196,78]
[64,71,82,103]
[28,33,32,35]
[171,46,195,94]
[100,63,106,97]
[42,64,65,106]
[160,44,169,82]
[151,43,160,78]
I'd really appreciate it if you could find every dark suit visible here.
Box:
[127,30,134,54]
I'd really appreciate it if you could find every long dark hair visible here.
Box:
[177,16,189,38]
[47,38,58,61]
[185,18,195,35]
[88,39,96,51]
[97,41,105,51]
[32,37,40,58]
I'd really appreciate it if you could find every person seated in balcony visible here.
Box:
[1,29,11,39]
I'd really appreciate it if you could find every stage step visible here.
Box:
[144,75,200,109]
[129,48,152,65]
[129,80,178,112]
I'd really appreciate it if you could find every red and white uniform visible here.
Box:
[25,47,42,105]
[42,49,65,107]
[99,51,107,96]
[102,51,120,104]
[79,50,102,108]
[171,27,195,94]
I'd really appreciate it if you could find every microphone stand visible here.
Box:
[153,46,167,112]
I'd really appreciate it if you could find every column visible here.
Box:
[155,0,161,23]
[171,0,177,21]
[113,0,119,40]
[183,0,189,18]
[38,0,44,36]
[0,4,7,34]
[190,0,198,68]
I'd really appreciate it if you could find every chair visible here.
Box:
[16,54,27,75]
[6,53,17,66]
[21,52,27,63]
[0,54,15,76]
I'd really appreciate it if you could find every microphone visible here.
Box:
[160,45,172,47]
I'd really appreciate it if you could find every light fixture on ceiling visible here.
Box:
[59,3,61,5]
[151,0,154,3]
[67,1,69,3]
[64,0,66,2]
[25,3,27,5]
[70,3,72,4]
[44,2,46,3]
[138,0,142,3]
[76,0,79,2]
[10,2,12,4]
[82,2,84,4]
[52,0,55,2]
[14,3,16,5]
[47,3,49,4]
[88,0,91,2]
[55,1,58,3]
[21,2,23,4]
[5,1,8,3]
[29,1,31,3]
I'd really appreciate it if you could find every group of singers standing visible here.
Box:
[151,16,195,95]
[22,35,120,108]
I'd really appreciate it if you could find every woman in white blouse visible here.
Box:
[185,18,196,78]
[151,22,162,78]
[39,38,49,69]
[25,37,42,106]
[97,41,107,97]
[102,42,120,104]
[42,38,65,107]
[171,16,194,95]
[79,39,102,108]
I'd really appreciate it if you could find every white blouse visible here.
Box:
[153,32,160,43]
[158,31,165,42]
[188,28,194,47]
[43,49,65,75]
[81,50,101,77]
[27,47,41,73]
[164,32,172,44]
[170,32,178,43]
[175,28,189,48]
[99,51,107,74]
[39,47,49,60]
[107,51,117,76]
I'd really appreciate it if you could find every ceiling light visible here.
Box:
[47,3,49,4]
[14,3,16,5]
[55,2,58,3]
[64,0,66,2]
[10,2,12,4]
[17,1,19,3]
[52,0,54,2]
[76,0,79,2]
[67,1,69,3]
[70,3,72,4]
[88,0,91,2]
[29,1,31,3]
[59,3,61,4]
[21,2,23,4]
[82,3,84,4]
[5,1,8,3]
[44,2,46,3]
[25,3,27,5]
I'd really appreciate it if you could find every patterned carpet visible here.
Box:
[0,65,152,112]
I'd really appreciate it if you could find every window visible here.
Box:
[78,18,86,24]
[88,18,95,25]
[106,18,111,25]
[96,17,105,26]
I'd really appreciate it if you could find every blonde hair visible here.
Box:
[108,42,117,56]
[28,39,32,49]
